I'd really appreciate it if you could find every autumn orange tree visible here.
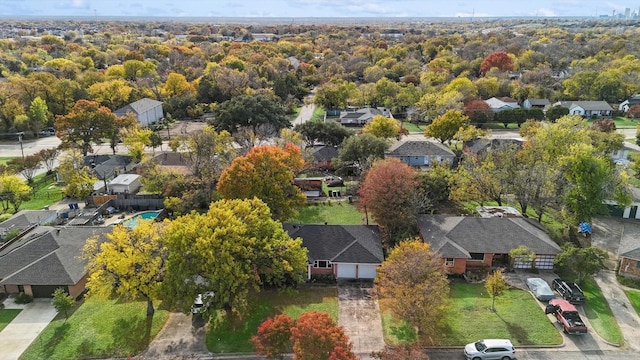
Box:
[463,99,494,127]
[357,157,419,247]
[252,312,356,360]
[55,99,119,156]
[217,144,306,221]
[375,240,449,342]
[479,51,515,74]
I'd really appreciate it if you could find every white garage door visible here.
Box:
[535,255,555,270]
[336,264,357,278]
[358,264,378,279]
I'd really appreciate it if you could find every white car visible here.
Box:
[464,339,516,360]
[190,291,214,315]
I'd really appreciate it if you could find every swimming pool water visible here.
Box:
[122,211,161,228]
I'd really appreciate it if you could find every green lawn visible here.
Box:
[206,287,338,353]
[588,116,638,129]
[20,174,64,211]
[401,121,425,133]
[0,157,13,165]
[288,201,367,225]
[0,309,21,332]
[625,289,640,315]
[20,298,169,360]
[289,106,302,122]
[581,277,624,345]
[310,106,326,122]
[380,282,562,346]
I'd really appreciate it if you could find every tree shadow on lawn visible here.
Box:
[41,322,70,359]
[111,314,154,355]
[496,312,533,345]
[389,323,418,344]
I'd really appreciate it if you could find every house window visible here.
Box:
[636,260,640,270]
[445,258,454,267]
[313,260,331,269]
[469,253,484,261]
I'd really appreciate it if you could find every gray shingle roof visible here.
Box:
[114,98,163,117]
[386,139,455,157]
[0,226,111,286]
[0,210,58,230]
[618,223,640,261]
[312,146,339,162]
[527,98,550,106]
[556,101,613,111]
[283,224,383,264]
[417,215,561,258]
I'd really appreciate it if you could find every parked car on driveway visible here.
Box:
[552,278,585,304]
[545,298,588,335]
[464,339,516,360]
[526,277,556,302]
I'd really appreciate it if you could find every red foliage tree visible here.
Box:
[463,99,494,127]
[250,314,294,360]
[590,119,616,133]
[357,158,419,247]
[479,51,514,74]
[290,312,356,360]
[628,104,640,119]
[371,345,430,360]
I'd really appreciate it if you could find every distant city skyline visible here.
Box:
[1,0,639,19]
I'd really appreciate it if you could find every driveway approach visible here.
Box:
[337,281,385,358]
[0,298,57,360]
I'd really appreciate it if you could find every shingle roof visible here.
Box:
[312,146,339,162]
[0,226,111,286]
[283,224,383,264]
[417,215,561,258]
[555,101,613,111]
[0,210,58,230]
[526,98,550,106]
[386,139,455,157]
[114,98,163,117]
[618,223,640,261]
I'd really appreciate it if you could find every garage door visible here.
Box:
[535,255,555,270]
[336,264,357,279]
[358,265,378,279]
[31,285,67,298]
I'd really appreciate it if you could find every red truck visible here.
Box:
[545,299,588,335]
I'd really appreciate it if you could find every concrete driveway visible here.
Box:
[0,297,57,360]
[141,312,209,359]
[337,281,385,358]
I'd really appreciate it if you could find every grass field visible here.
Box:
[581,277,624,345]
[20,298,169,360]
[288,201,368,225]
[380,282,562,346]
[19,174,64,211]
[625,289,640,316]
[310,106,325,122]
[206,287,338,353]
[0,309,21,332]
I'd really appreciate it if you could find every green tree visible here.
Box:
[485,268,507,312]
[162,198,308,317]
[57,149,97,199]
[314,79,356,109]
[375,240,449,341]
[362,115,401,139]
[55,100,119,156]
[554,243,609,284]
[84,220,165,317]
[27,96,49,133]
[545,105,569,122]
[424,110,470,144]
[334,133,388,176]
[294,120,354,147]
[209,94,290,135]
[52,288,75,324]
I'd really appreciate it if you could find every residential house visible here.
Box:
[85,155,134,181]
[606,187,640,219]
[552,101,613,117]
[107,174,141,195]
[311,145,339,171]
[251,33,276,42]
[0,226,111,298]
[0,210,58,241]
[463,138,525,156]
[523,98,550,110]
[339,107,390,126]
[618,94,640,113]
[417,215,561,275]
[283,224,384,280]
[385,137,455,167]
[484,97,520,113]
[618,221,640,279]
[150,151,191,175]
[114,98,164,127]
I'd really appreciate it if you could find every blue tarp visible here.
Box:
[578,222,592,235]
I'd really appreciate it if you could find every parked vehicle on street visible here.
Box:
[552,278,586,304]
[526,277,556,302]
[545,298,588,335]
[464,339,516,360]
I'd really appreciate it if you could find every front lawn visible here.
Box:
[625,289,640,316]
[380,282,562,346]
[20,298,169,360]
[588,116,637,129]
[206,287,338,353]
[310,106,326,122]
[289,201,367,225]
[20,175,64,211]
[0,309,21,332]
[581,277,624,345]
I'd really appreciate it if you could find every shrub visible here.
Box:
[617,275,640,290]
[15,292,33,304]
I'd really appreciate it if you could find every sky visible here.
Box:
[0,0,637,18]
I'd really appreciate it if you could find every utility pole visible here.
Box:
[17,132,24,159]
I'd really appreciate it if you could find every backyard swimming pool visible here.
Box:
[122,210,161,228]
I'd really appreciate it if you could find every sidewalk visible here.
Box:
[0,297,57,360]
[593,270,640,351]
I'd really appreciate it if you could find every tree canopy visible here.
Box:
[209,93,290,135]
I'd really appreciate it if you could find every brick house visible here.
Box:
[618,223,640,279]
